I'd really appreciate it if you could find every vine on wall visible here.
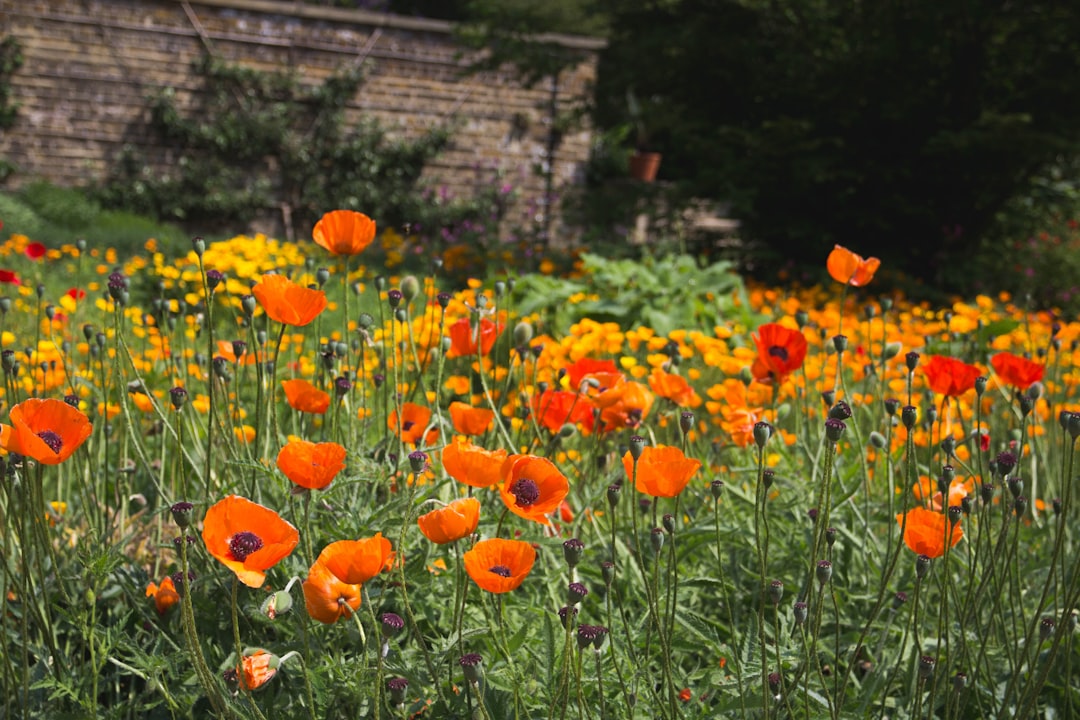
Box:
[0,36,25,182]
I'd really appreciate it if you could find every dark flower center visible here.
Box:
[510,478,540,508]
[402,420,415,432]
[768,346,789,362]
[36,430,63,454]
[229,531,264,561]
[489,565,512,577]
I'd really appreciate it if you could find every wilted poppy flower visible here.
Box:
[441,436,508,488]
[389,402,437,445]
[417,497,481,544]
[595,381,654,433]
[1,397,93,465]
[827,245,881,287]
[202,495,300,588]
[282,378,331,414]
[315,533,393,585]
[751,323,808,383]
[0,269,21,285]
[923,356,982,397]
[312,209,377,256]
[302,561,362,624]
[991,352,1044,390]
[648,368,702,408]
[532,389,595,434]
[251,273,327,327]
[622,445,702,498]
[449,401,495,436]
[145,576,180,615]
[463,538,536,594]
[499,454,570,524]
[447,317,503,358]
[25,242,47,260]
[237,649,279,691]
[276,440,347,490]
[896,506,962,559]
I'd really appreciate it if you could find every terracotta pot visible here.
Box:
[629,151,662,182]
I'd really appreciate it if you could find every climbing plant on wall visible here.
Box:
[0,35,24,182]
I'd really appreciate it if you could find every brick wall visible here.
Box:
[0,0,601,236]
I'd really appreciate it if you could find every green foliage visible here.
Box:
[0,35,24,182]
[18,180,101,231]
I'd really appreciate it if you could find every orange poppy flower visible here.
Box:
[923,355,982,397]
[389,402,437,446]
[991,352,1044,390]
[237,649,279,691]
[251,273,327,327]
[145,576,180,615]
[276,440,347,490]
[312,209,377,256]
[282,379,330,414]
[216,340,258,366]
[441,436,508,488]
[532,389,596,434]
[315,533,394,585]
[595,381,654,432]
[896,506,963,559]
[302,560,362,624]
[648,368,702,408]
[463,538,536,594]
[202,495,300,588]
[751,323,808,383]
[827,244,881,287]
[447,317,503,358]
[0,397,93,465]
[499,454,570,524]
[622,444,702,498]
[417,497,481,544]
[449,401,495,436]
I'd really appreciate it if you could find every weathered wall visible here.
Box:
[0,0,601,235]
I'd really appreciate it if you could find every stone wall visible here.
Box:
[0,0,601,236]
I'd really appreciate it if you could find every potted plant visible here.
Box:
[626,89,662,182]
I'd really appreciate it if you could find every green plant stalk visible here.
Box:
[178,535,228,717]
[712,497,747,720]
[753,442,770,718]
[231,577,269,720]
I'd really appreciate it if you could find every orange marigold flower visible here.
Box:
[751,323,808,383]
[0,397,92,465]
[276,439,347,490]
[648,368,702,408]
[251,273,327,327]
[991,352,1044,390]
[441,436,508,488]
[312,209,377,256]
[827,244,881,287]
[315,533,394,585]
[499,454,570,524]
[532,389,595,434]
[237,649,279,691]
[417,497,481,544]
[446,317,503,358]
[145,576,180,615]
[389,402,437,446]
[282,379,330,415]
[923,355,982,397]
[202,495,300,588]
[463,538,536,593]
[449,401,495,436]
[302,560,362,624]
[896,506,962,559]
[623,444,702,498]
[595,381,654,433]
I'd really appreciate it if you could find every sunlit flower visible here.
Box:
[991,352,1044,390]
[463,538,536,593]
[389,402,437,446]
[276,440,347,490]
[312,209,377,256]
[923,356,982,397]
[302,561,361,624]
[622,444,702,498]
[251,273,327,327]
[1,398,93,465]
[441,436,508,488]
[447,317,503,358]
[202,495,299,588]
[751,323,808,383]
[315,533,393,585]
[499,454,570,524]
[896,506,962,558]
[417,497,481,544]
[648,368,702,408]
[282,378,331,414]
[594,381,654,432]
[827,244,880,287]
[532,389,595,434]
[449,401,495,436]
[145,576,180,615]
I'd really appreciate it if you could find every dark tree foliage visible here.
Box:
[595,0,1080,287]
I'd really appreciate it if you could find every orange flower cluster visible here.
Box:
[303,533,394,624]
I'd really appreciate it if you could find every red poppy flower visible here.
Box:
[388,402,437,446]
[1,398,93,465]
[66,288,87,301]
[315,533,393,585]
[252,273,327,327]
[648,368,702,408]
[922,355,982,397]
[276,440,347,490]
[499,454,570,524]
[463,538,536,594]
[145,576,180,615]
[0,269,19,285]
[990,352,1044,390]
[417,497,481,544]
[202,495,300,588]
[447,317,503,358]
[594,381,654,433]
[623,444,702,498]
[532,389,596,434]
[281,378,330,414]
[449,401,495,436]
[312,209,377,256]
[896,506,962,559]
[25,242,47,260]
[302,560,362,624]
[441,436,507,488]
[751,323,808,383]
[565,357,620,389]
[827,245,881,287]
